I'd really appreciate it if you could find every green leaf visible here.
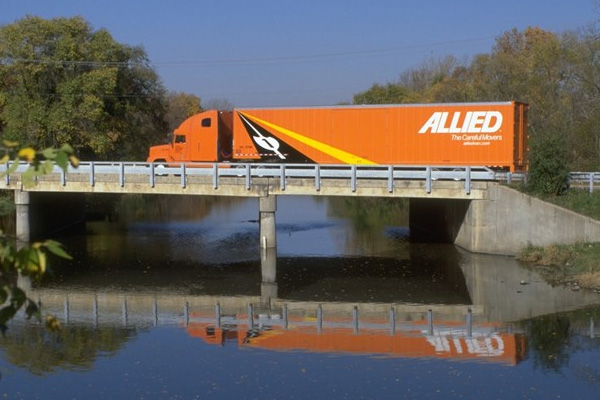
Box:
[42,147,57,159]
[54,151,69,171]
[60,144,74,154]
[44,240,72,260]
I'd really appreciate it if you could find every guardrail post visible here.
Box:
[212,163,218,189]
[120,163,125,187]
[122,298,128,327]
[465,167,471,195]
[4,161,9,185]
[149,163,155,188]
[353,306,359,334]
[315,165,321,191]
[60,167,66,186]
[248,303,254,329]
[466,308,472,338]
[64,295,70,325]
[389,307,396,335]
[245,164,251,190]
[506,172,512,185]
[89,162,95,187]
[427,309,433,336]
[280,164,286,191]
[589,173,594,194]
[283,304,289,330]
[153,298,158,326]
[215,303,221,329]
[181,163,187,188]
[387,165,394,193]
[183,301,189,327]
[317,305,323,333]
[93,294,99,327]
[426,167,432,194]
[351,165,357,192]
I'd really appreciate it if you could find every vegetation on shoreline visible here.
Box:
[518,242,600,292]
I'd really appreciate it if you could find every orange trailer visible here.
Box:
[148,102,528,172]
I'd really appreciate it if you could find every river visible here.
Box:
[2,195,600,399]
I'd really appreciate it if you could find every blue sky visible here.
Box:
[1,1,597,107]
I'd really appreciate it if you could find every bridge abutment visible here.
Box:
[410,184,600,255]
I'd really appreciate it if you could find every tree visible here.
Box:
[166,92,203,132]
[0,16,168,160]
[352,83,420,105]
[527,134,570,196]
[203,98,234,111]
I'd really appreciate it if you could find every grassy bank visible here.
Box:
[517,243,600,292]
[538,188,600,220]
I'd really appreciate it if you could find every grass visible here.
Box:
[517,243,600,290]
[539,188,600,220]
[507,185,600,291]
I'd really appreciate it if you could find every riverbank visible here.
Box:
[517,243,600,293]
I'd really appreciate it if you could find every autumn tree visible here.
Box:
[0,16,168,160]
[353,83,420,105]
[165,92,203,132]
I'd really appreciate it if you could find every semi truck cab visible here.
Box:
[147,110,233,163]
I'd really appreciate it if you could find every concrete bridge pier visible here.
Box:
[259,195,277,249]
[260,247,278,305]
[14,190,30,245]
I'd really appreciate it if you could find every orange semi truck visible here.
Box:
[147,101,528,172]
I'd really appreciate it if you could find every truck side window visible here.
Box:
[202,118,211,128]
[175,135,186,143]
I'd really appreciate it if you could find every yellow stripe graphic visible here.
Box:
[241,113,376,165]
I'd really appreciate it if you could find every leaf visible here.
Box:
[17,148,36,162]
[38,251,47,274]
[69,155,80,168]
[0,155,9,164]
[60,144,74,154]
[7,161,19,174]
[42,148,57,159]
[2,140,18,148]
[41,159,54,174]
[54,151,69,171]
[44,240,72,260]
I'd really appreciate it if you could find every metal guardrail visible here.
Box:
[3,161,598,194]
[0,161,500,195]
[569,172,600,193]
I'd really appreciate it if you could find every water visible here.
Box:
[2,195,600,399]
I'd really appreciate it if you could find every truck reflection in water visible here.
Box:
[186,306,526,366]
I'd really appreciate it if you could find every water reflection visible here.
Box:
[3,195,600,398]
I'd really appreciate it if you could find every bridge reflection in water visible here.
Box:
[27,247,535,367]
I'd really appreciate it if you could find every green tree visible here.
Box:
[353,83,420,105]
[527,134,570,196]
[0,15,168,160]
[166,92,203,132]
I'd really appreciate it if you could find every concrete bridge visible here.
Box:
[3,161,600,255]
